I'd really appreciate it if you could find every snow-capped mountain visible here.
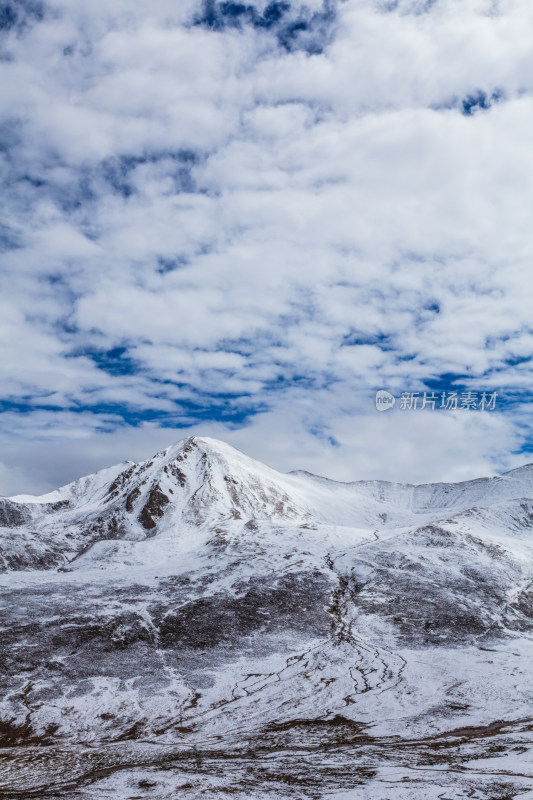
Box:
[4,435,533,571]
[1,437,532,800]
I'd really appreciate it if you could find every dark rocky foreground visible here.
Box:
[1,714,532,799]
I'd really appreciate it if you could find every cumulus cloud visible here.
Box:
[1,0,533,493]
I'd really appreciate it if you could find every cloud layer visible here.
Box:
[1,0,533,493]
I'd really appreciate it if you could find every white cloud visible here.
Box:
[1,0,533,492]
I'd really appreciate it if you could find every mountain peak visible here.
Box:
[156,435,248,463]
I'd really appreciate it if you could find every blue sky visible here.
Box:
[1,0,533,494]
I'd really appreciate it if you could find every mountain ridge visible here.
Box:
[8,435,533,504]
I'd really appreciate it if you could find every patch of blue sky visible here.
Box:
[74,347,140,378]
[308,423,339,447]
[341,331,395,349]
[0,222,21,251]
[375,0,438,15]
[432,88,506,115]
[97,152,200,198]
[194,0,336,54]
[461,89,504,116]
[0,398,64,414]
[156,256,190,275]
[0,0,44,33]
[262,373,329,392]
[0,395,265,428]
